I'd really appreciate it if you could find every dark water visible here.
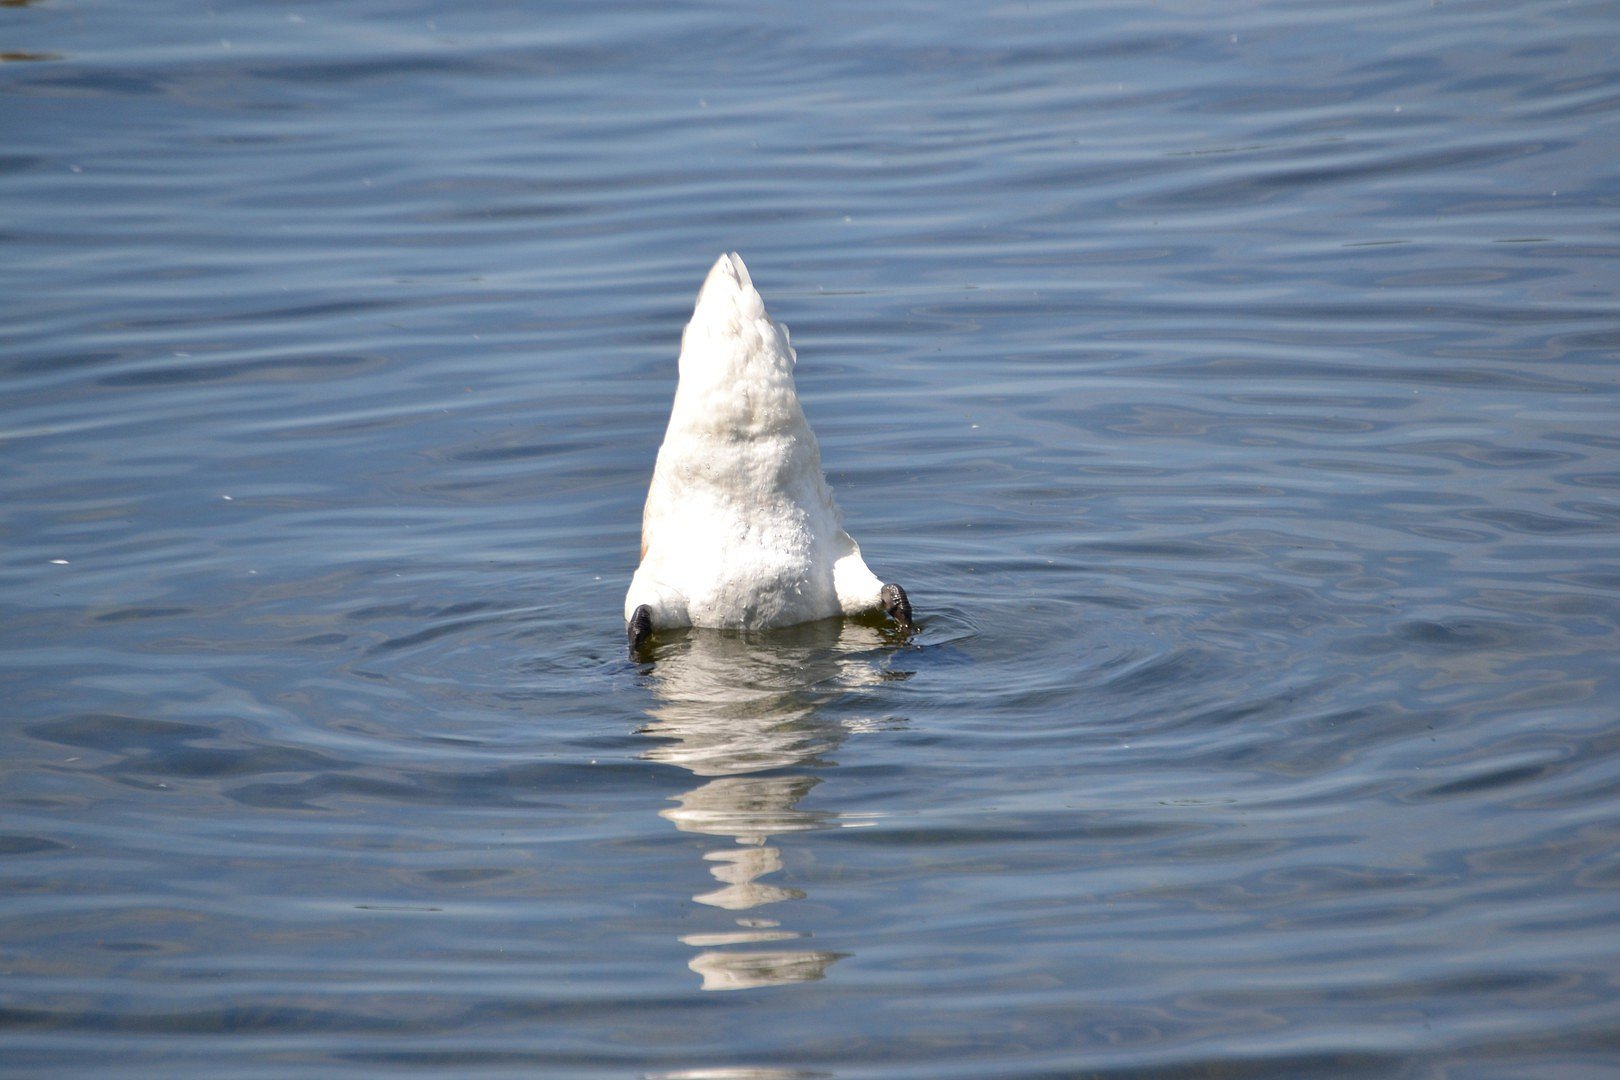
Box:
[5,0,1620,1076]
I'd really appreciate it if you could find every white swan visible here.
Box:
[624,253,911,653]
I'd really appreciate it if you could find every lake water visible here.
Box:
[5,1,1620,1076]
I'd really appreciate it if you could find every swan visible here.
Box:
[624,253,912,654]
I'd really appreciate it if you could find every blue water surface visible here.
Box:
[4,1,1620,1077]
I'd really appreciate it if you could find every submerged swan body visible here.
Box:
[624,253,911,653]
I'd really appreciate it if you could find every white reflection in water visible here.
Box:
[638,619,903,991]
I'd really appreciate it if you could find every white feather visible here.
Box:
[625,253,885,630]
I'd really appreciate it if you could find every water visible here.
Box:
[4,0,1620,1075]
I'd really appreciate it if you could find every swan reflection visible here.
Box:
[637,618,905,991]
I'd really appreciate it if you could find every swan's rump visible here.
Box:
[625,253,887,632]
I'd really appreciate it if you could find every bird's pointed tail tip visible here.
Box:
[694,251,762,317]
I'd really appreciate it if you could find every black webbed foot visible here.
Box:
[628,604,654,658]
[880,583,913,630]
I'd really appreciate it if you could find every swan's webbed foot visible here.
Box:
[628,604,654,658]
[880,583,913,630]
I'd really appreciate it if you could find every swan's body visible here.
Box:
[624,253,909,651]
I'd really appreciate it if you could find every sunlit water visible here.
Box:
[4,1,1620,1077]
